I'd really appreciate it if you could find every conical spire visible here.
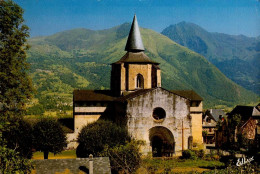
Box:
[125,15,145,52]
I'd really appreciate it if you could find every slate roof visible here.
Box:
[206,109,226,122]
[113,51,158,64]
[228,105,258,121]
[73,88,203,103]
[170,90,203,101]
[252,103,260,117]
[125,15,145,52]
[73,90,115,102]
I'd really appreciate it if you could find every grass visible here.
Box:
[137,157,225,174]
[32,150,226,173]
[32,150,76,160]
[25,110,73,119]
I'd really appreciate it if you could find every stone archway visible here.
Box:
[149,126,175,157]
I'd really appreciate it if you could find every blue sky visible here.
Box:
[14,0,260,37]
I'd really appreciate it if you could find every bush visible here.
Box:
[182,150,197,160]
[0,146,33,174]
[194,149,205,158]
[76,120,131,157]
[26,104,44,115]
[100,140,143,174]
[32,118,67,159]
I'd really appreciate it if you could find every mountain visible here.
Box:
[27,23,259,110]
[161,22,260,95]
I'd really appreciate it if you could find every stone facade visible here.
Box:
[71,15,203,156]
[120,88,192,155]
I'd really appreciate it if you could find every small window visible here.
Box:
[136,74,144,89]
[153,107,166,120]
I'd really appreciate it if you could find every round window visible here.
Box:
[153,107,166,120]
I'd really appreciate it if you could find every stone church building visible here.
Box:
[70,15,203,156]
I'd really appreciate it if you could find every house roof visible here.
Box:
[125,15,145,52]
[228,105,256,121]
[252,103,260,117]
[113,51,158,64]
[206,109,226,122]
[170,90,203,101]
[73,90,115,102]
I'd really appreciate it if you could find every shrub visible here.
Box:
[32,118,67,159]
[182,150,197,160]
[194,149,205,159]
[100,140,143,174]
[76,120,131,157]
[0,146,33,174]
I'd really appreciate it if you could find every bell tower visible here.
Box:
[111,15,161,96]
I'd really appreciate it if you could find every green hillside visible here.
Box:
[27,23,259,111]
[161,22,260,94]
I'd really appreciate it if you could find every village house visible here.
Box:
[202,109,225,144]
[216,104,260,149]
[68,15,203,156]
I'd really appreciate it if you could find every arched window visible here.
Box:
[136,74,144,89]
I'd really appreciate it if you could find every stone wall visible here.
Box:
[125,88,191,155]
[127,64,152,90]
[33,157,111,174]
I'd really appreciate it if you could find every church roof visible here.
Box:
[113,52,158,64]
[125,15,145,52]
[116,88,154,102]
[170,90,203,101]
[73,90,115,102]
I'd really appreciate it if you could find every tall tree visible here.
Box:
[0,1,34,173]
[0,0,33,119]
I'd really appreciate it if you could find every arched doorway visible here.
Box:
[149,126,175,157]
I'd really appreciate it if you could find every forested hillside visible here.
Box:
[162,22,260,95]
[26,23,259,113]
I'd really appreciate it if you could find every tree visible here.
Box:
[0,0,33,119]
[0,0,34,172]
[32,119,67,159]
[76,120,131,157]
[2,117,33,159]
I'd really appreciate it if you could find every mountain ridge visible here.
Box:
[161,22,259,94]
[27,23,259,110]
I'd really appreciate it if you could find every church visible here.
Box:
[70,15,203,156]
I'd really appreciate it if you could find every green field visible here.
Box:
[32,150,76,160]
